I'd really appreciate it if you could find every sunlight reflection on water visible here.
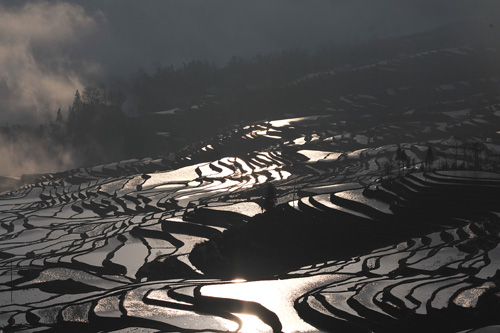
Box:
[234,313,271,332]
[201,274,345,332]
[125,286,235,331]
[207,202,262,217]
[268,116,320,128]
[297,150,342,163]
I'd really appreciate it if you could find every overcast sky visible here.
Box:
[0,0,499,123]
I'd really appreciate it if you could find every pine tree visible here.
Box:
[395,145,408,175]
[55,108,63,123]
[400,149,408,174]
[425,144,435,170]
[71,90,82,113]
[395,145,402,175]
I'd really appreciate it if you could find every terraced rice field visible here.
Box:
[1,114,500,332]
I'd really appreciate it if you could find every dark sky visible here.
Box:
[0,0,499,123]
[74,0,500,71]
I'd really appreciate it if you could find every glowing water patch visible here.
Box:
[293,137,307,145]
[268,116,320,128]
[208,202,262,217]
[124,285,235,330]
[346,148,369,159]
[111,236,149,279]
[263,134,282,139]
[234,313,271,332]
[334,189,392,214]
[297,150,342,163]
[257,175,268,184]
[251,130,268,136]
[280,170,292,180]
[201,275,344,332]
[142,163,207,188]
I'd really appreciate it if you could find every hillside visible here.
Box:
[1,21,500,332]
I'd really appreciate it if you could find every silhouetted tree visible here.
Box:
[263,183,277,211]
[405,156,411,173]
[395,145,402,174]
[400,149,408,174]
[395,145,408,175]
[71,90,83,113]
[67,90,82,136]
[55,108,63,123]
[82,86,101,105]
[451,135,462,169]
[470,140,486,170]
[425,144,435,170]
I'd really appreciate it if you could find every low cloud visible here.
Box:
[0,2,103,123]
[0,133,75,176]
[1,1,499,125]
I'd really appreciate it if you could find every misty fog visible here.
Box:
[0,0,499,176]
